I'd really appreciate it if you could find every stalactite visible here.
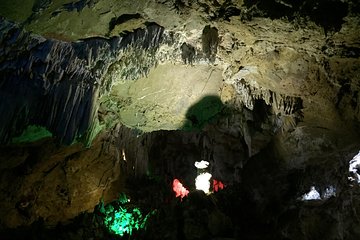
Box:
[0,19,165,145]
[232,77,303,117]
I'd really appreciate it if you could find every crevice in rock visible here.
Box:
[62,0,93,12]
[243,0,350,35]
[201,25,218,62]
[180,42,196,64]
[109,13,143,32]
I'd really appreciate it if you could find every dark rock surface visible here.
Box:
[0,0,360,239]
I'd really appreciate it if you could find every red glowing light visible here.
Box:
[172,179,189,199]
[213,179,224,192]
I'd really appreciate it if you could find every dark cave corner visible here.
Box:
[242,0,351,36]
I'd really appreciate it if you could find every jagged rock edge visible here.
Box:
[0,19,165,145]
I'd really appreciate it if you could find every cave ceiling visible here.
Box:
[0,0,359,160]
[0,0,359,158]
[1,1,359,142]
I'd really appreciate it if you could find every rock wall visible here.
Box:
[0,0,360,238]
[0,19,164,144]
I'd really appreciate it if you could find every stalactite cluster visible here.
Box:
[0,19,165,144]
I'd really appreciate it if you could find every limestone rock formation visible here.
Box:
[0,0,359,239]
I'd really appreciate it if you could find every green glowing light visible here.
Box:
[11,125,52,143]
[100,194,155,237]
[118,192,130,204]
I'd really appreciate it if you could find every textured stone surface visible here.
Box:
[0,19,164,144]
[0,0,360,239]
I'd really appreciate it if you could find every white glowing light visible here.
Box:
[122,149,127,161]
[195,160,209,169]
[302,186,321,201]
[323,186,336,199]
[349,151,360,183]
[194,160,211,193]
[195,172,212,194]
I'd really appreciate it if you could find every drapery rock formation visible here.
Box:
[0,0,360,239]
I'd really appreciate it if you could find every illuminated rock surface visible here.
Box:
[0,0,360,239]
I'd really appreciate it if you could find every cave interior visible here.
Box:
[0,0,360,239]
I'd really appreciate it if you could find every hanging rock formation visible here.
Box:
[0,18,164,144]
[0,0,360,239]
